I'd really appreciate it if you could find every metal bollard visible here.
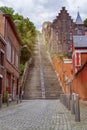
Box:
[7,94,9,106]
[75,94,80,122]
[69,83,72,99]
[71,94,75,114]
[0,94,2,108]
[67,95,71,110]
[17,95,19,104]
[65,95,68,108]
[20,94,22,103]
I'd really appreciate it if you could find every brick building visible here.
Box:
[52,7,85,54]
[73,61,87,100]
[0,12,21,100]
[42,7,85,54]
[72,35,87,74]
[0,34,6,96]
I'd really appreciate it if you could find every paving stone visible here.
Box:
[0,100,86,130]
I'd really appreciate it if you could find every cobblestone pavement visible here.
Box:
[0,100,87,130]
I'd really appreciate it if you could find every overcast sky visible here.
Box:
[0,0,87,30]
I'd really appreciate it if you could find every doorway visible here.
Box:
[0,78,2,94]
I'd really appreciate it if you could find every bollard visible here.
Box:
[17,95,19,104]
[67,95,71,110]
[7,94,9,106]
[69,83,72,99]
[71,94,75,114]
[20,94,22,103]
[66,95,68,108]
[75,94,80,122]
[0,94,2,108]
[60,94,62,102]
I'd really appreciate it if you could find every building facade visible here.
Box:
[0,12,21,100]
[72,35,87,75]
[0,35,6,96]
[42,7,85,54]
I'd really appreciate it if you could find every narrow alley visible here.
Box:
[0,36,87,130]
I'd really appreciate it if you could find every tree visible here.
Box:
[0,6,37,73]
[84,18,87,27]
[0,6,14,15]
[16,17,37,64]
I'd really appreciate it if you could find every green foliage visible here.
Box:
[57,52,72,59]
[64,52,72,59]
[17,18,37,64]
[0,6,23,21]
[57,53,64,59]
[13,13,23,20]
[0,6,37,71]
[84,18,87,27]
[20,64,25,76]
[0,6,14,15]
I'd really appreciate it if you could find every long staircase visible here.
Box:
[23,36,63,99]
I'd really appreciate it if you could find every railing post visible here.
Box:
[75,94,80,122]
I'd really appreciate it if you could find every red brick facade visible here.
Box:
[0,35,6,95]
[0,13,21,100]
[72,61,87,100]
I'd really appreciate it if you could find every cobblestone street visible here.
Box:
[0,36,87,130]
[0,100,87,130]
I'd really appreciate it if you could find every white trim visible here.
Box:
[63,58,72,63]
[0,49,5,54]
[0,74,3,78]
[72,50,87,57]
[0,34,7,45]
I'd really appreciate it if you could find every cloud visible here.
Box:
[0,0,87,30]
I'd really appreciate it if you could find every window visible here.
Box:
[77,29,83,35]
[12,48,15,65]
[0,78,2,94]
[70,32,73,40]
[0,50,4,66]
[16,52,18,69]
[6,78,10,87]
[75,52,81,66]
[6,73,10,88]
[7,39,11,62]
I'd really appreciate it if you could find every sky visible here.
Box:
[0,0,87,30]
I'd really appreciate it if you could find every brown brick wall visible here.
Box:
[0,13,20,98]
[5,18,20,78]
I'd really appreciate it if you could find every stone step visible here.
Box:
[23,41,63,100]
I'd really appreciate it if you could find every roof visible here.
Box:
[73,36,87,48]
[76,11,83,24]
[3,14,22,45]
